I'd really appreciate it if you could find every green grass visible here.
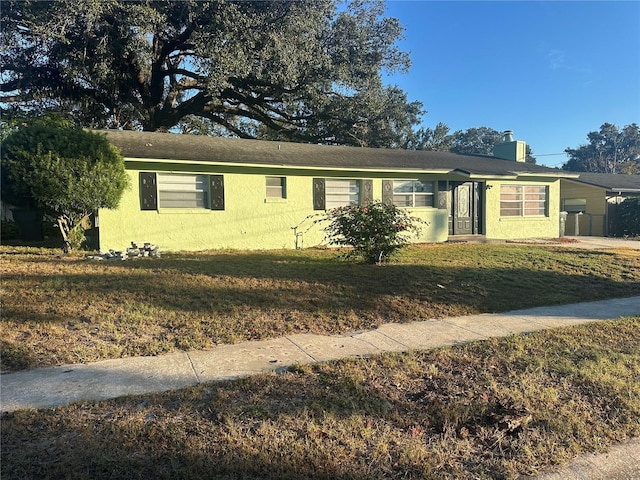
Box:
[1,243,639,371]
[2,318,639,479]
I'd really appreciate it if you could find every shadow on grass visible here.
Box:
[3,255,638,323]
[0,357,523,480]
[1,409,414,480]
[4,317,640,480]
[2,245,638,371]
[3,244,639,476]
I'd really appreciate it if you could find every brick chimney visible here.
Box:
[493,130,526,162]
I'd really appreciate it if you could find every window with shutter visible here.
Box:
[139,172,225,211]
[562,198,586,214]
[325,179,360,208]
[390,180,435,207]
[314,179,373,210]
[157,173,208,209]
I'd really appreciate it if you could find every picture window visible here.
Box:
[500,185,547,217]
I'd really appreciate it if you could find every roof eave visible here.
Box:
[565,181,640,191]
[123,157,455,175]
[519,172,579,179]
[607,189,640,194]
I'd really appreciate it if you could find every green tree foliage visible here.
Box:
[1,0,423,147]
[449,126,505,155]
[611,197,640,237]
[1,118,129,251]
[563,123,640,174]
[322,202,424,264]
[406,125,536,163]
[403,122,453,151]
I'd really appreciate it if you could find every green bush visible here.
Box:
[67,226,87,250]
[323,201,425,264]
[612,197,640,237]
[1,117,129,251]
[1,220,20,241]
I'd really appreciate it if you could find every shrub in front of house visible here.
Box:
[612,197,640,237]
[323,201,424,264]
[1,220,20,241]
[1,117,128,252]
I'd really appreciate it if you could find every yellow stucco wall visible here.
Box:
[560,180,607,236]
[98,170,448,252]
[483,179,562,239]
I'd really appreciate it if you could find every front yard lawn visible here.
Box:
[2,317,639,479]
[1,243,639,372]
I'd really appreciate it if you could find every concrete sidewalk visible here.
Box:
[1,296,639,480]
[2,296,638,412]
[521,437,640,480]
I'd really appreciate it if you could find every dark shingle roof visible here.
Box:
[100,130,572,178]
[569,172,640,192]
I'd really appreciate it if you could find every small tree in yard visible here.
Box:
[323,201,424,264]
[1,118,129,252]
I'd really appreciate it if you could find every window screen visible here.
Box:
[500,185,547,217]
[392,180,434,207]
[157,173,208,209]
[266,176,286,199]
[325,179,360,208]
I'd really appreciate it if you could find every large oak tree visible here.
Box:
[1,0,423,147]
[563,123,640,174]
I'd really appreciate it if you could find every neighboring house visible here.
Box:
[98,130,577,252]
[560,173,640,236]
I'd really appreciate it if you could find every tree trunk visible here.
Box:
[57,217,72,253]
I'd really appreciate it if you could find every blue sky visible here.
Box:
[381,1,640,167]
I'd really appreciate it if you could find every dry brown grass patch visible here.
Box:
[2,318,639,479]
[1,244,639,371]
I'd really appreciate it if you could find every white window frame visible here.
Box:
[157,173,209,209]
[392,180,434,207]
[500,185,548,217]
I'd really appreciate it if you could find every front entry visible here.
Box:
[454,182,473,234]
[448,181,483,235]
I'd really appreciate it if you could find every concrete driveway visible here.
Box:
[558,236,640,250]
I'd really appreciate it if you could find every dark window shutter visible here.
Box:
[139,172,157,210]
[382,180,394,205]
[438,181,448,210]
[361,180,373,205]
[313,178,325,210]
[209,175,225,210]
